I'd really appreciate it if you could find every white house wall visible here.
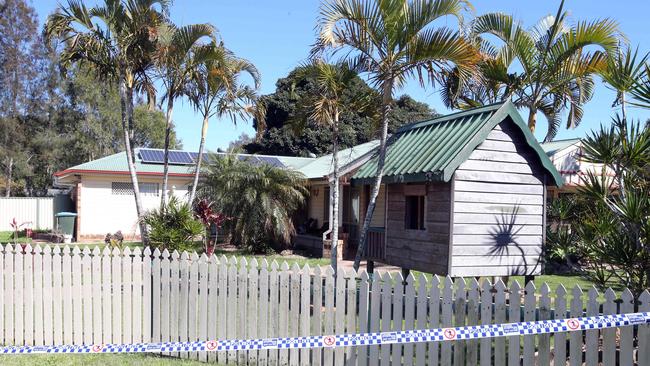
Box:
[78,175,191,239]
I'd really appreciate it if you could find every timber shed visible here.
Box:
[352,101,563,277]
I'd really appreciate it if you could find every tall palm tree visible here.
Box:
[156,22,216,206]
[600,45,648,121]
[314,0,479,271]
[471,0,621,141]
[291,61,373,273]
[44,0,169,244]
[185,44,262,204]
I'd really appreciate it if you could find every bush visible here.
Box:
[104,231,124,249]
[142,196,203,252]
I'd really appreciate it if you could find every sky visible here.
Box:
[32,0,650,152]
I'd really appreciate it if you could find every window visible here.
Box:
[405,195,425,230]
[111,182,160,196]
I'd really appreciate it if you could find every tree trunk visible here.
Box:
[527,107,537,133]
[161,96,175,207]
[5,157,13,198]
[189,114,209,204]
[330,118,340,274]
[120,75,148,245]
[353,80,393,271]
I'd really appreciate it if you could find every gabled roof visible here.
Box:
[297,140,380,179]
[540,138,581,156]
[352,101,563,187]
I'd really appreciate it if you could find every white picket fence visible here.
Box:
[1,244,649,365]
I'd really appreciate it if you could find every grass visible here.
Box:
[0,231,31,244]
[211,248,329,268]
[0,353,216,366]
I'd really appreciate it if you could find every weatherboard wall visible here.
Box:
[449,119,545,277]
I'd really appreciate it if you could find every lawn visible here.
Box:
[0,231,31,244]
[0,353,214,366]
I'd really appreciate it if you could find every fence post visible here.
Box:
[638,290,650,366]
[620,289,634,366]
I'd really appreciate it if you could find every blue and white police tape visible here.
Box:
[1,311,649,354]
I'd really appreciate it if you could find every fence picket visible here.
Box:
[300,264,311,365]
[554,285,568,365]
[122,247,132,344]
[279,261,290,366]
[172,251,182,359]
[428,276,441,366]
[52,246,62,345]
[415,274,429,366]
[507,281,521,366]
[537,284,551,366]
[131,247,142,344]
[206,256,219,363]
[569,286,583,366]
[334,268,346,366]
[258,259,269,366]
[403,274,415,366]
[620,289,634,366]
[268,260,279,366]
[23,244,34,346]
[189,252,200,361]
[61,245,74,344]
[585,287,599,366]
[368,271,381,365]
[198,254,210,362]
[479,279,491,366]
[33,245,43,346]
[345,269,357,366]
[523,281,536,364]
[465,279,480,366]
[111,247,122,344]
[638,291,650,366]
[142,247,152,343]
[452,278,466,366]
[81,247,92,345]
[379,272,393,366]
[493,280,506,366]
[217,256,228,364]
[440,276,454,366]
[292,262,302,366]
[247,259,259,365]
[91,246,102,344]
[71,247,83,345]
[160,249,171,355]
[227,258,239,364]
[391,273,405,365]
[323,265,335,366]
[151,248,161,343]
[312,266,324,366]
[3,245,14,346]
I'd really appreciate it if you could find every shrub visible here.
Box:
[142,196,203,252]
[104,230,124,249]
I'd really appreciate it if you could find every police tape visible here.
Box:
[1,312,649,354]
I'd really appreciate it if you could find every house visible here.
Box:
[540,138,612,199]
[54,150,314,240]
[322,101,563,277]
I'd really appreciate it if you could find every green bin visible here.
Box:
[55,212,77,240]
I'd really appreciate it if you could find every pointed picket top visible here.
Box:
[152,247,161,257]
[556,283,567,298]
[24,243,33,253]
[172,250,181,260]
[199,253,209,263]
[239,257,248,270]
[481,277,492,292]
[61,245,70,255]
[2,244,10,253]
[621,288,634,303]
[122,246,131,257]
[101,246,111,256]
[111,246,121,256]
[454,276,466,289]
[34,244,42,254]
[227,255,238,266]
[313,264,322,277]
[72,246,81,255]
[190,251,199,261]
[588,286,599,302]
[639,290,650,308]
[301,263,310,275]
[132,246,141,256]
[280,261,290,272]
[468,277,480,292]
[431,274,440,288]
[289,262,300,273]
[220,254,228,266]
[571,285,583,301]
[360,269,369,282]
[143,246,151,256]
[405,272,415,287]
[392,271,404,285]
[260,258,268,270]
[82,246,91,255]
[323,265,334,277]
[161,248,170,259]
[525,280,536,294]
[53,245,62,255]
[604,287,616,302]
[270,260,279,271]
[540,283,550,297]
[510,280,521,296]
[417,272,428,286]
[495,278,507,292]
[91,246,100,256]
[444,275,454,289]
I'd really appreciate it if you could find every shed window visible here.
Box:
[405,195,425,230]
[111,182,160,196]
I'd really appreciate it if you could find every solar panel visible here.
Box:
[139,149,164,163]
[168,151,194,165]
[139,149,195,165]
[257,156,285,168]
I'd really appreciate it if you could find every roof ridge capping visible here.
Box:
[440,100,563,186]
[396,101,505,133]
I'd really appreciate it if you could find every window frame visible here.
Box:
[404,194,426,231]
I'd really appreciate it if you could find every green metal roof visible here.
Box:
[352,101,564,187]
[540,138,581,156]
[297,140,379,179]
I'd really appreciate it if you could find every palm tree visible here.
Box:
[314,0,479,271]
[185,44,262,204]
[471,0,621,140]
[600,45,648,120]
[291,60,373,272]
[198,152,308,253]
[155,22,216,206]
[44,0,169,244]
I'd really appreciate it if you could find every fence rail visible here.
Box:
[1,244,649,365]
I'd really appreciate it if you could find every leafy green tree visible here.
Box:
[142,196,204,252]
[198,153,308,253]
[314,0,479,270]
[245,65,436,157]
[45,0,169,242]
[155,22,216,206]
[466,0,620,140]
[185,44,261,204]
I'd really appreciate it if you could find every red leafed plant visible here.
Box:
[193,199,227,256]
[10,218,31,249]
